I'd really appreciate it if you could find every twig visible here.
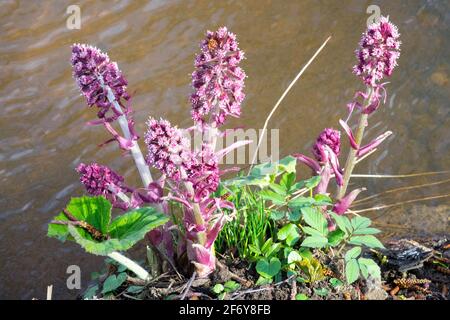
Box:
[351,194,450,214]
[216,260,252,287]
[353,178,450,205]
[230,275,295,300]
[290,278,297,300]
[350,171,450,178]
[180,272,196,300]
[248,36,332,171]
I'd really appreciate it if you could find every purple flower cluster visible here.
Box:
[76,163,129,209]
[144,117,192,181]
[312,128,341,163]
[191,27,246,126]
[71,44,129,119]
[187,145,220,201]
[353,16,401,86]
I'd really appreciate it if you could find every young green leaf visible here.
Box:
[301,207,327,235]
[127,285,144,294]
[280,172,296,192]
[349,235,384,249]
[260,190,286,205]
[101,272,127,294]
[345,259,360,284]
[327,229,345,247]
[353,227,381,235]
[277,224,298,241]
[256,258,281,279]
[83,285,99,299]
[304,176,322,189]
[314,288,329,297]
[287,209,301,222]
[270,210,285,221]
[345,246,362,261]
[287,251,302,264]
[278,156,297,174]
[300,235,328,248]
[329,278,344,288]
[224,281,240,292]
[212,283,224,294]
[302,226,325,238]
[288,197,315,209]
[268,183,287,196]
[295,293,309,300]
[48,196,111,242]
[351,216,372,230]
[66,205,169,255]
[358,258,381,279]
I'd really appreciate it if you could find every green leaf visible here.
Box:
[353,227,381,235]
[266,243,282,258]
[301,207,327,235]
[345,246,362,261]
[302,226,324,237]
[224,281,240,292]
[288,197,315,209]
[351,216,372,230]
[277,223,300,246]
[280,172,296,192]
[314,288,329,297]
[268,183,287,196]
[304,176,322,189]
[83,285,99,299]
[287,251,302,264]
[314,194,332,205]
[48,196,111,242]
[327,230,345,247]
[255,276,273,286]
[329,278,344,288]
[300,235,328,248]
[349,235,384,249]
[224,175,271,188]
[250,161,279,177]
[127,286,144,294]
[295,293,309,300]
[278,156,297,174]
[287,209,301,222]
[329,212,351,235]
[345,259,360,284]
[260,190,286,205]
[212,283,224,294]
[358,258,381,279]
[66,206,169,255]
[277,223,298,241]
[101,272,127,294]
[256,258,281,279]
[270,210,285,221]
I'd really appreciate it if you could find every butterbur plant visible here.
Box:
[48,27,248,281]
[294,16,400,283]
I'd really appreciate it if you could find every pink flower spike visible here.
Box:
[332,188,366,215]
[339,119,358,150]
[357,131,393,157]
[294,153,321,173]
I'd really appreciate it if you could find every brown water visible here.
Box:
[0,0,449,299]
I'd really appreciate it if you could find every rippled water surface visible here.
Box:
[0,0,449,299]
